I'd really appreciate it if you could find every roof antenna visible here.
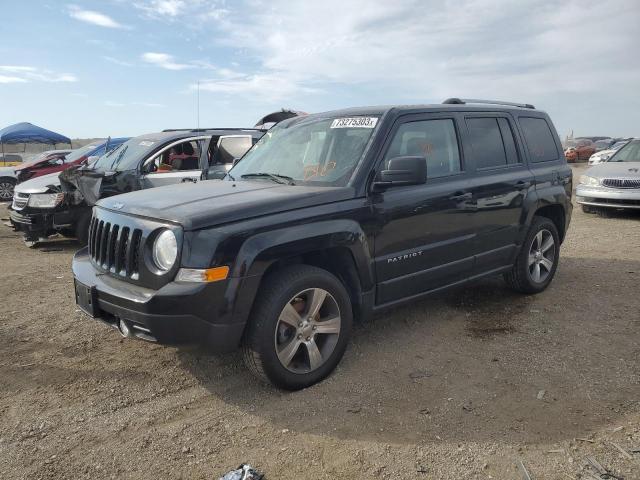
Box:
[196,80,200,129]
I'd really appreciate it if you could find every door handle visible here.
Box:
[516,181,531,188]
[449,192,472,201]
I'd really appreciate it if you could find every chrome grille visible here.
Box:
[88,216,143,279]
[602,178,640,189]
[12,192,29,211]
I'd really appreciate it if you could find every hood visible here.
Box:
[97,180,355,230]
[14,157,54,171]
[587,161,640,178]
[14,172,61,194]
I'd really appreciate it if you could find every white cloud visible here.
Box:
[0,75,28,84]
[133,0,227,22]
[138,0,185,16]
[141,52,192,70]
[0,65,77,83]
[189,0,640,108]
[194,72,320,101]
[67,5,127,29]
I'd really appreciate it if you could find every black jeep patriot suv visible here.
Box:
[72,99,572,390]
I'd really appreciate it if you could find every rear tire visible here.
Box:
[242,264,353,390]
[504,216,560,294]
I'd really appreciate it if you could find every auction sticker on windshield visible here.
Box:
[331,117,378,129]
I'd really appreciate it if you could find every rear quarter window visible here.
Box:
[519,117,560,163]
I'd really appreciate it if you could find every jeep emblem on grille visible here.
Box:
[112,202,124,210]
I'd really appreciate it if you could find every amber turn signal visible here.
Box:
[176,266,230,283]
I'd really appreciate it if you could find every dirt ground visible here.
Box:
[1,164,639,480]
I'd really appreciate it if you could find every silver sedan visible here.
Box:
[576,138,640,215]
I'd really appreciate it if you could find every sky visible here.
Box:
[0,0,639,139]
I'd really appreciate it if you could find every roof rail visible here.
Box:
[442,98,535,109]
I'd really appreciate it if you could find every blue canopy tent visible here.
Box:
[0,122,72,165]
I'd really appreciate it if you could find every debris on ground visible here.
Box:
[537,390,546,400]
[518,459,533,480]
[608,442,633,460]
[584,455,624,480]
[218,464,264,480]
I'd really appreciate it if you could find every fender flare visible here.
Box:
[233,219,375,290]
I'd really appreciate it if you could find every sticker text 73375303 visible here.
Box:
[330,117,378,129]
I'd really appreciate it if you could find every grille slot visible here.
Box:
[88,216,142,279]
[602,178,640,189]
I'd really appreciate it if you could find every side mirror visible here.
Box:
[207,167,227,180]
[373,156,427,190]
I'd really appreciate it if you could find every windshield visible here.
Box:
[64,144,98,163]
[608,140,640,162]
[91,137,159,171]
[228,116,379,186]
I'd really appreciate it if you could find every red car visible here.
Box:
[563,139,596,162]
[14,139,127,183]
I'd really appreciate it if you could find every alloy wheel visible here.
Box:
[528,229,555,283]
[0,181,14,201]
[274,288,341,373]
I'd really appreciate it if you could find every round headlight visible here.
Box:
[152,229,177,271]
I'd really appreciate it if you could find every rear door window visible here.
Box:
[210,136,253,167]
[466,117,508,169]
[519,117,560,163]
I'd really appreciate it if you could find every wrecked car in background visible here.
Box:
[0,150,71,201]
[10,129,263,246]
[15,141,124,184]
[9,110,305,246]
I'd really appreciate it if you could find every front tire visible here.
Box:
[504,216,560,294]
[242,265,353,390]
[0,177,16,202]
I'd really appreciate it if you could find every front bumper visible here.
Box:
[72,248,247,352]
[576,185,640,209]
[9,207,76,237]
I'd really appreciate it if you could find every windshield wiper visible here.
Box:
[240,172,295,185]
[109,145,128,169]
